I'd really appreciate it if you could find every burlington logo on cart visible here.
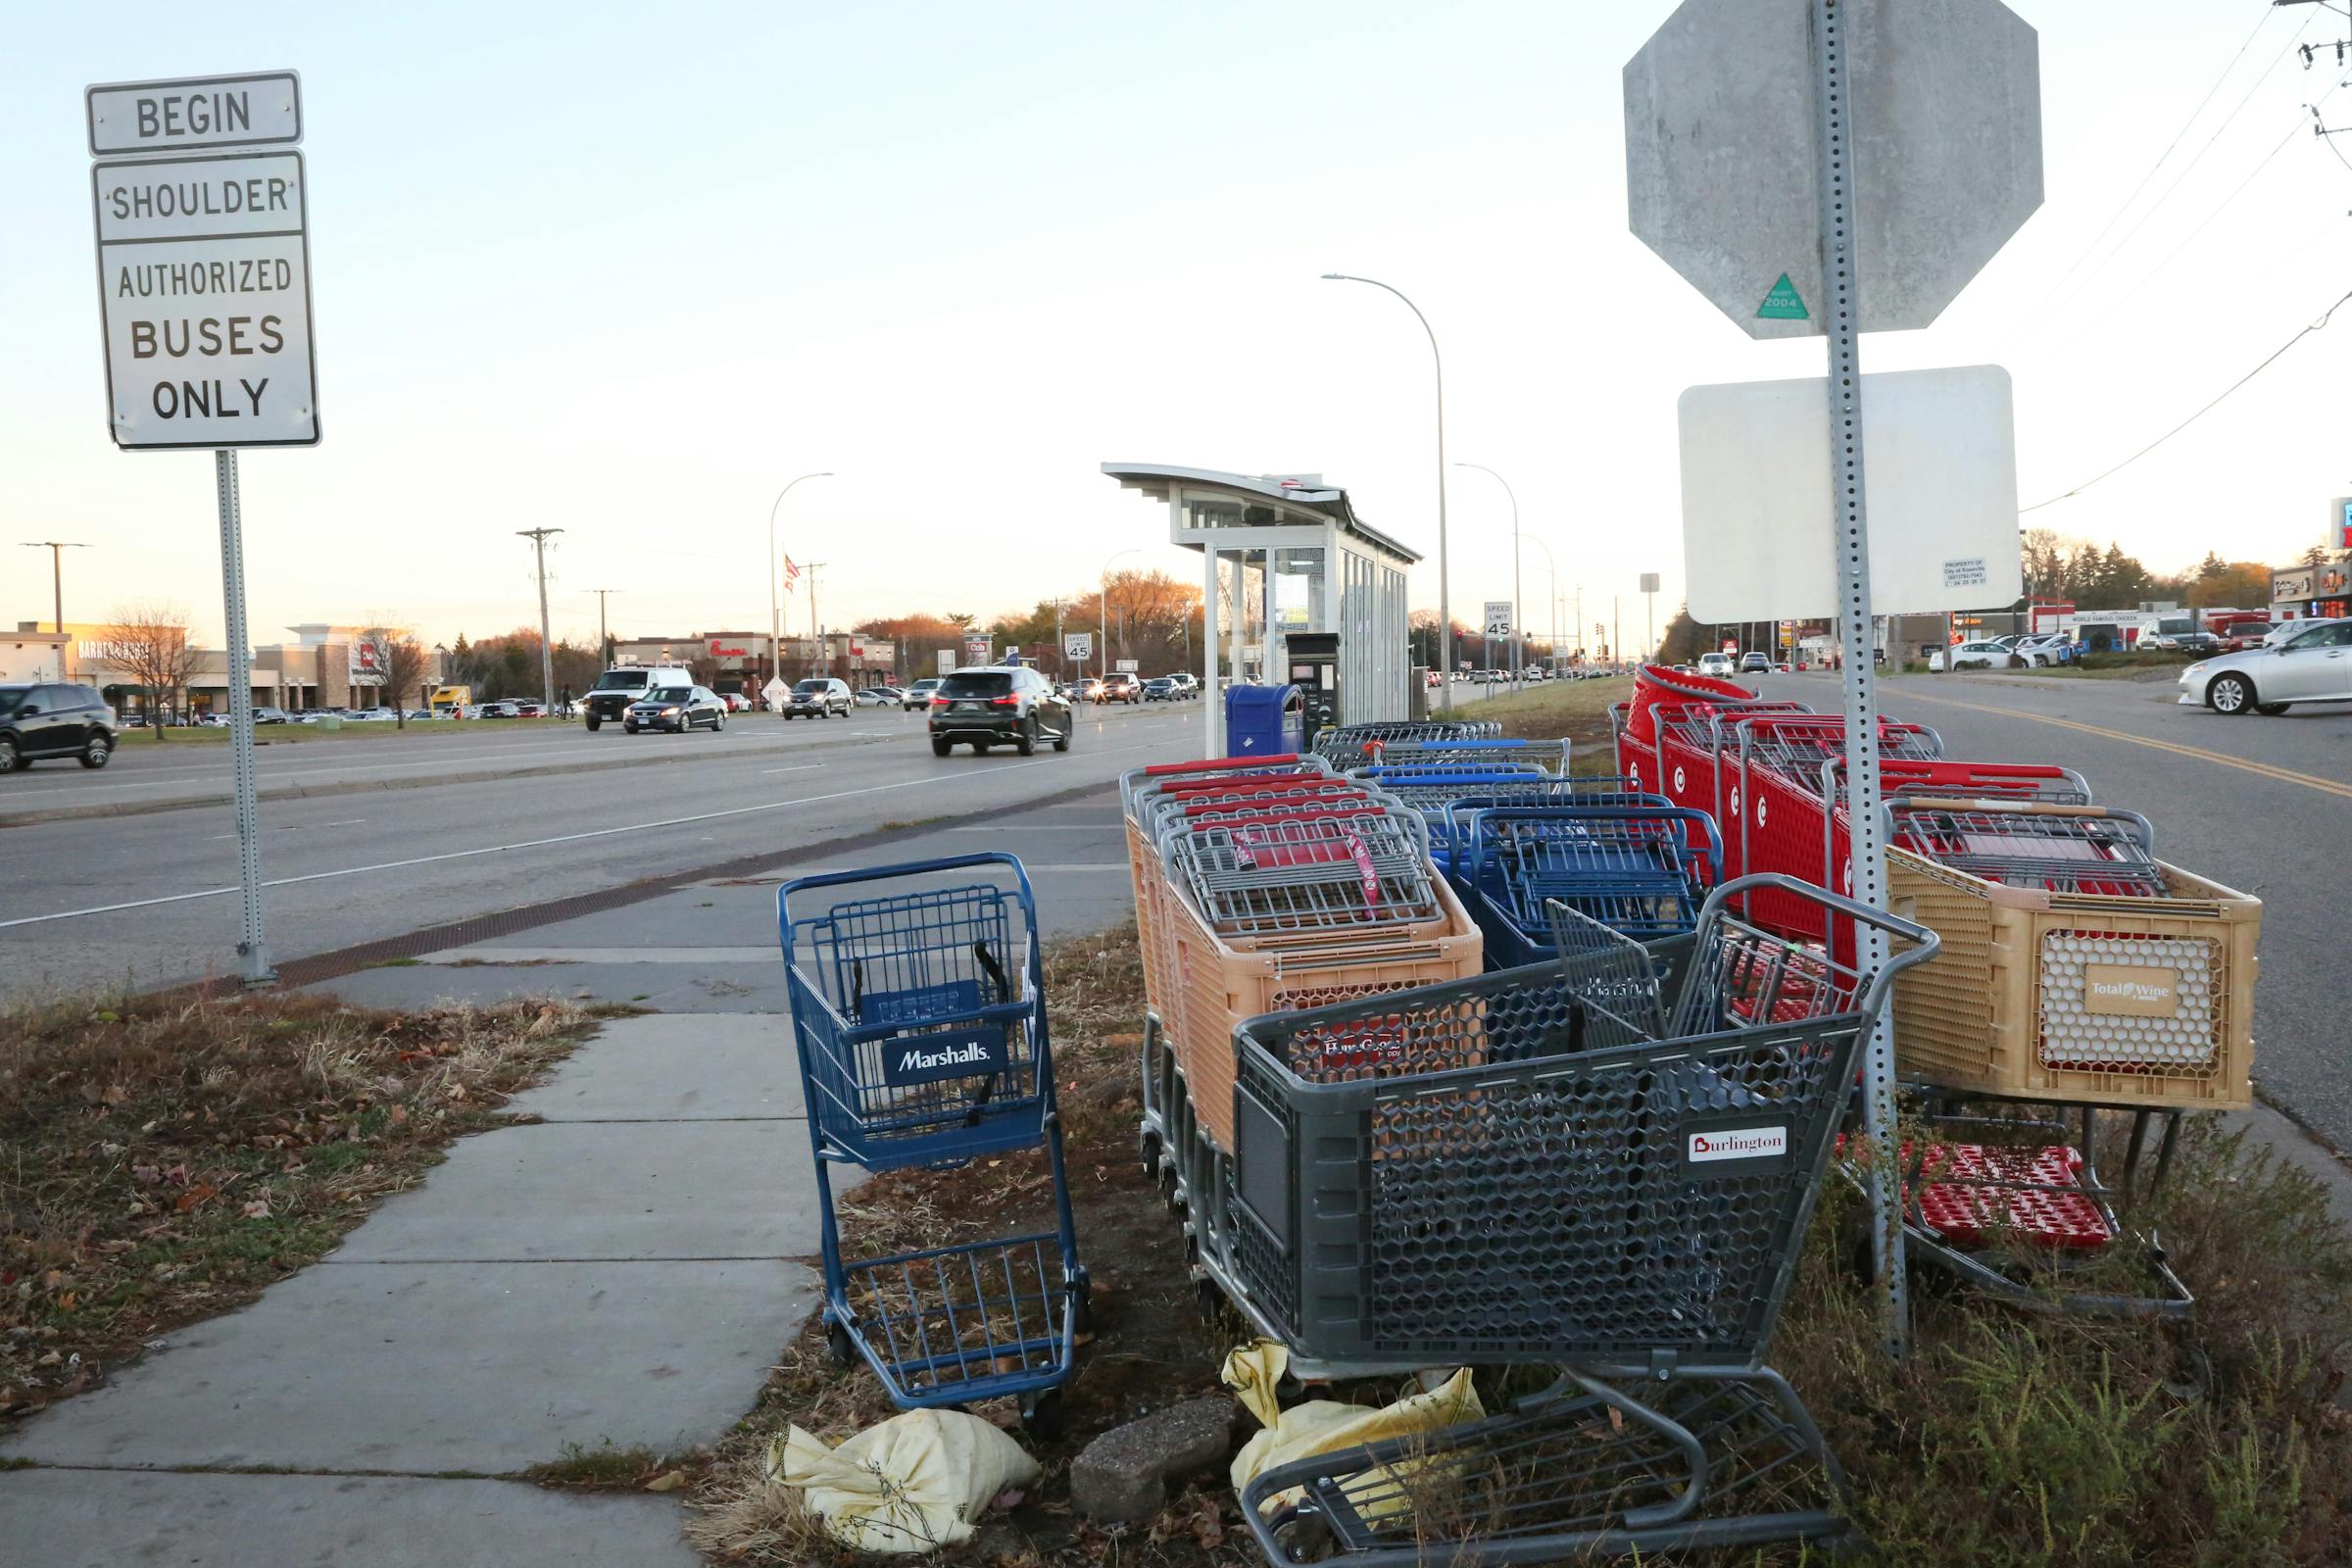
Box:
[1682,1120,1792,1177]
[882,1024,1009,1088]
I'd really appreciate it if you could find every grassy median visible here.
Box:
[691,919,2352,1567]
[1450,674,1632,774]
[0,991,591,1420]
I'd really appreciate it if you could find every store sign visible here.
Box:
[2273,566,2319,606]
[348,635,383,685]
[964,636,991,663]
[710,641,749,658]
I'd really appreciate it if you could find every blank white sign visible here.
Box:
[1677,365,2021,621]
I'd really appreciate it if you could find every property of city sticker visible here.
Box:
[1756,272,1808,320]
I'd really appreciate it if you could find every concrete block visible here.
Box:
[1067,1396,1236,1525]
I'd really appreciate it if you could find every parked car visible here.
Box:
[0,683,115,772]
[252,706,291,724]
[1943,639,2017,671]
[624,683,727,732]
[927,664,1072,757]
[2014,633,2073,667]
[783,677,852,718]
[720,692,751,712]
[405,709,436,721]
[1739,652,1772,673]
[2173,631,2222,657]
[1099,671,1143,705]
[2180,618,2352,714]
[902,678,944,710]
[511,702,545,718]
[1696,652,1737,678]
[345,708,398,722]
[853,686,901,708]
[2220,622,2274,653]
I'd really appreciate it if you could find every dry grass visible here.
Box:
[1451,676,1633,774]
[0,989,591,1418]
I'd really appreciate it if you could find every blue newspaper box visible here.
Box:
[1224,683,1303,758]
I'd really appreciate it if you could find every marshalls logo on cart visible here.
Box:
[86,72,319,450]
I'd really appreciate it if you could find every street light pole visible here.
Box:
[1513,529,1561,671]
[1324,272,1451,710]
[19,541,89,641]
[768,473,832,690]
[516,528,564,714]
[1101,547,1142,683]
[1453,464,1523,682]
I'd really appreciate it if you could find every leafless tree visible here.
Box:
[99,602,203,739]
[363,627,431,729]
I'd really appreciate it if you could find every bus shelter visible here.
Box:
[1101,464,1420,756]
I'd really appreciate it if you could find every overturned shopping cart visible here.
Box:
[780,854,1088,1436]
[1205,876,1936,1563]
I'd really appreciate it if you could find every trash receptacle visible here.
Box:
[1224,683,1302,758]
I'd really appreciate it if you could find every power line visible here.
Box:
[2022,282,2352,513]
[2011,4,2310,340]
[2045,81,2343,354]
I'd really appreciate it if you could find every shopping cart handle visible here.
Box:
[778,853,1038,928]
[1702,872,1939,961]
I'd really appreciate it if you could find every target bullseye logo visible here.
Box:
[1673,765,1686,794]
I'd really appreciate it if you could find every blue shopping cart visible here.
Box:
[1457,805,1723,967]
[780,853,1088,1435]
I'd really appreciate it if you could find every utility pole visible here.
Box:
[805,563,828,674]
[585,589,621,662]
[19,541,89,637]
[516,527,563,713]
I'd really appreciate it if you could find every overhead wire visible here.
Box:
[2044,74,2347,353]
[2021,282,2352,514]
[2009,4,2312,342]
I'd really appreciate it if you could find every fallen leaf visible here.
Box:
[645,1470,685,1493]
[240,1200,272,1221]
[174,1184,218,1213]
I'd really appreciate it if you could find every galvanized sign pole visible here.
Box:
[1809,0,1905,1353]
[88,71,318,988]
[214,451,271,983]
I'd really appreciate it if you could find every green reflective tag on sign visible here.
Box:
[1756,274,1809,320]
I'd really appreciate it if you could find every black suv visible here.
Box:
[927,666,1071,757]
[0,683,116,773]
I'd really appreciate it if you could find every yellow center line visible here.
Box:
[1881,686,2352,802]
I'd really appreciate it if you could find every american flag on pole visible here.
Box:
[783,556,800,594]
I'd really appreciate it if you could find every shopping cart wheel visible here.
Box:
[1068,1271,1094,1336]
[1019,1389,1066,1441]
[824,1321,857,1369]
[1269,1512,1335,1562]
[1158,1160,1182,1212]
[1139,1126,1162,1182]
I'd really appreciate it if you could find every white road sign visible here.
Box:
[1677,365,2023,620]
[87,71,301,156]
[1062,632,1093,661]
[1483,600,1512,639]
[761,676,789,707]
[1625,0,2041,338]
[91,149,319,449]
[1640,572,1661,595]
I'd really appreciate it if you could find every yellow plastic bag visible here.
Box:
[765,1408,1040,1553]
[1222,1341,1484,1520]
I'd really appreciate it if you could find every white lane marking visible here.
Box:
[207,816,369,841]
[0,743,1166,929]
[760,764,823,775]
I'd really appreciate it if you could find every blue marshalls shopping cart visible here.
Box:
[780,853,1088,1436]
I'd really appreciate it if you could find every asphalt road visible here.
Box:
[1753,668,2351,1154]
[0,700,1202,999]
[0,710,949,819]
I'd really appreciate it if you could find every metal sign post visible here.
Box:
[213,452,271,983]
[1809,0,1903,1354]
[1625,0,2042,1359]
[88,70,318,988]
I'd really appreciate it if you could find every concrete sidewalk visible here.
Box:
[0,788,1137,1563]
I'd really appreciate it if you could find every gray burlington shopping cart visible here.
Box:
[1204,874,1936,1564]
